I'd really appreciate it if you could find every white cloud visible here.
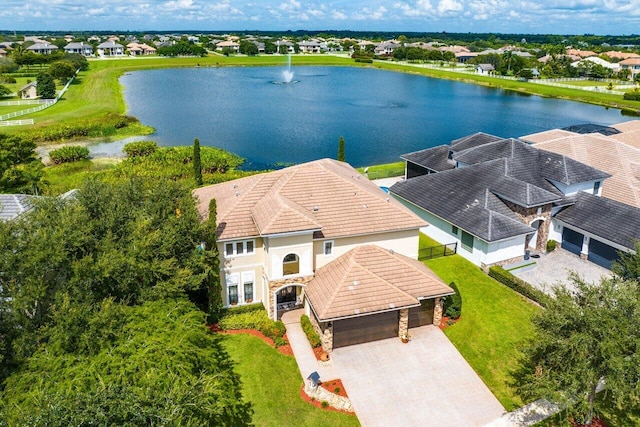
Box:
[437,0,462,14]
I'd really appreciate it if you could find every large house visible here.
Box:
[26,43,58,55]
[64,42,94,57]
[389,133,640,269]
[193,159,453,351]
[97,41,125,57]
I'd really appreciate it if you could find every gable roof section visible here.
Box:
[450,132,504,152]
[305,245,454,321]
[401,145,454,172]
[561,123,621,136]
[391,161,536,242]
[0,194,36,221]
[520,129,578,144]
[555,192,640,249]
[193,159,427,241]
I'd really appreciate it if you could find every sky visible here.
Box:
[1,0,640,35]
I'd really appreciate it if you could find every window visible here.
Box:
[226,274,239,305]
[283,253,300,275]
[593,181,600,195]
[242,272,254,303]
[451,225,459,235]
[224,240,256,257]
[461,230,474,252]
[323,240,333,255]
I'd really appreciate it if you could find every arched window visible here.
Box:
[283,253,299,275]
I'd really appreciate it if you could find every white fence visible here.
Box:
[0,119,35,126]
[0,100,48,106]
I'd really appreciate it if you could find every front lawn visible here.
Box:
[421,235,540,410]
[221,333,360,427]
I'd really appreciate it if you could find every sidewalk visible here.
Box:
[280,309,337,382]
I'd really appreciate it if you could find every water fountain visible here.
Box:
[274,54,297,84]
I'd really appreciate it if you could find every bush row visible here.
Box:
[123,141,158,158]
[443,282,462,319]
[21,114,138,142]
[218,306,287,347]
[488,266,549,307]
[623,89,640,101]
[300,315,321,348]
[49,145,90,164]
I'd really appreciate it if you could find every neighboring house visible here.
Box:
[26,43,58,55]
[619,57,640,79]
[391,134,611,268]
[0,194,36,221]
[216,40,240,52]
[298,40,322,53]
[97,41,125,56]
[521,121,640,209]
[571,57,620,72]
[0,48,6,58]
[455,52,478,63]
[18,82,37,99]
[193,159,452,351]
[126,42,157,56]
[64,42,94,57]
[476,64,495,74]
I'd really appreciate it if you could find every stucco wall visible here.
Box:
[264,233,314,279]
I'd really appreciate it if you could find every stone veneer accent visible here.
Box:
[268,275,314,317]
[501,200,553,252]
[308,311,334,353]
[433,297,443,326]
[304,382,354,412]
[398,308,409,339]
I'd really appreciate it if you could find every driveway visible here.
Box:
[331,325,505,427]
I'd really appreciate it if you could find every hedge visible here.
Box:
[21,114,138,143]
[49,145,90,164]
[488,266,549,307]
[123,141,158,158]
[443,282,462,319]
[300,315,321,348]
[218,306,287,347]
[623,89,640,101]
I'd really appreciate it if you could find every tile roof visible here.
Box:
[555,192,640,249]
[401,145,454,172]
[611,120,640,134]
[520,129,577,144]
[305,245,453,321]
[192,159,427,241]
[0,194,36,221]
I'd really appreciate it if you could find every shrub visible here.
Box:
[321,401,329,408]
[354,58,373,63]
[0,75,16,84]
[49,146,90,164]
[488,266,549,307]
[300,315,322,348]
[218,306,287,346]
[623,89,640,101]
[546,239,557,253]
[123,141,158,158]
[443,282,462,319]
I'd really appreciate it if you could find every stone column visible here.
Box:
[321,323,333,353]
[580,235,590,260]
[433,297,443,326]
[399,308,409,339]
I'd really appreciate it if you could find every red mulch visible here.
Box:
[439,316,461,330]
[312,346,327,361]
[208,325,293,356]
[570,417,608,427]
[319,379,349,398]
[300,385,355,415]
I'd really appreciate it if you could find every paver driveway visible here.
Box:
[331,325,505,427]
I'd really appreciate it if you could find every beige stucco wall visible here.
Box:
[264,233,314,279]
[219,237,265,307]
[313,229,420,269]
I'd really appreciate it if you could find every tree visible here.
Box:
[202,199,222,322]
[36,71,56,99]
[264,41,277,54]
[516,275,640,424]
[0,133,40,193]
[611,241,640,281]
[239,40,258,56]
[48,61,76,84]
[0,84,10,97]
[337,136,346,162]
[193,138,203,186]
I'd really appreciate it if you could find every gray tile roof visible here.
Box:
[0,194,36,221]
[400,145,454,172]
[555,192,640,249]
[451,132,504,152]
[391,161,536,242]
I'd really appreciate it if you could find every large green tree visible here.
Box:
[0,133,42,193]
[611,242,640,282]
[35,71,56,99]
[193,137,203,186]
[337,136,346,162]
[48,60,76,84]
[516,275,640,424]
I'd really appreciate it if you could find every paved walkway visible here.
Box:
[510,249,611,294]
[331,325,505,427]
[280,309,337,382]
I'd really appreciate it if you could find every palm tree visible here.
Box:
[502,50,514,74]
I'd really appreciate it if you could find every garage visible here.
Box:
[561,227,584,256]
[588,238,620,269]
[409,299,435,328]
[333,310,399,349]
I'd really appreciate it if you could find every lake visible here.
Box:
[100,66,628,169]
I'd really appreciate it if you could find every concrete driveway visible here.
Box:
[331,325,505,427]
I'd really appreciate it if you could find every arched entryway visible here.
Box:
[274,284,304,319]
[526,218,545,251]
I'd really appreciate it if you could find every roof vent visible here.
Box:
[363,204,368,208]
[353,280,359,286]
[354,309,360,315]
[235,192,240,197]
[389,249,395,255]
[233,184,238,189]
[389,303,395,308]
[386,198,390,202]
[313,205,319,212]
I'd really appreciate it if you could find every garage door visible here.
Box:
[409,299,435,328]
[333,311,398,349]
[561,227,584,256]
[588,239,620,269]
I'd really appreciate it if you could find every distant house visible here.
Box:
[476,63,495,74]
[126,42,157,56]
[64,42,94,57]
[0,194,36,221]
[374,42,400,56]
[216,40,240,52]
[26,43,58,55]
[0,48,6,58]
[18,81,37,99]
[619,57,640,79]
[298,40,323,53]
[97,41,125,57]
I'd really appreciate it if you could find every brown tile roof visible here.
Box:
[612,120,640,135]
[305,245,453,321]
[534,134,640,208]
[520,129,577,144]
[193,159,427,241]
[619,57,640,66]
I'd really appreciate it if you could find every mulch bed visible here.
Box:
[319,379,348,398]
[208,325,293,356]
[439,315,460,330]
[571,417,608,427]
[312,345,328,361]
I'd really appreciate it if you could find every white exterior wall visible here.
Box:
[547,179,601,197]
[549,218,564,243]
[483,236,527,265]
[313,229,420,269]
[264,233,314,280]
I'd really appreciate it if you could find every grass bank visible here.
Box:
[420,234,540,410]
[221,333,360,427]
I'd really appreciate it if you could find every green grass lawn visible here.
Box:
[221,333,360,427]
[420,234,540,411]
[42,159,118,195]
[356,161,404,179]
